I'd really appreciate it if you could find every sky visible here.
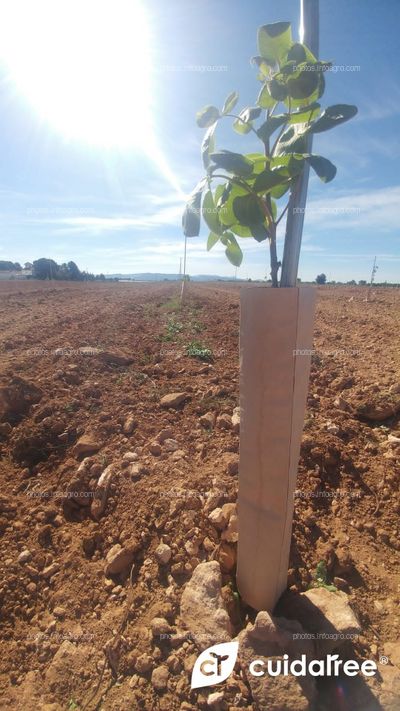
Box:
[0,0,399,282]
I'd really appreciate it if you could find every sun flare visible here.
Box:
[0,0,153,148]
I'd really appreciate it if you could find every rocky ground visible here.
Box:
[0,280,399,711]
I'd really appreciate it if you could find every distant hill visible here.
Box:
[107,273,243,282]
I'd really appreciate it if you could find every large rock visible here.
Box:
[279,587,361,655]
[160,392,188,409]
[180,561,232,649]
[352,393,400,422]
[237,612,316,711]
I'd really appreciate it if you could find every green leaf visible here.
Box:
[287,103,321,124]
[233,106,262,135]
[310,104,358,134]
[217,183,249,226]
[253,168,289,193]
[257,84,277,109]
[287,67,320,100]
[250,224,270,242]
[257,115,287,144]
[196,105,220,128]
[270,182,290,199]
[251,56,272,77]
[245,153,270,174]
[207,231,220,251]
[182,179,206,237]
[287,42,317,64]
[210,150,254,176]
[305,154,337,183]
[231,223,253,237]
[258,22,293,65]
[268,78,288,102]
[233,118,253,135]
[224,233,243,266]
[202,190,222,235]
[232,193,265,226]
[201,124,216,170]
[222,91,239,115]
[274,124,309,156]
[270,154,305,177]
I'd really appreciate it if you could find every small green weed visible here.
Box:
[186,340,213,362]
[311,560,337,592]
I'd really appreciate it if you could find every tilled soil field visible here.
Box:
[0,280,399,711]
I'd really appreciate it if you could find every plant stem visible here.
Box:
[269,221,279,287]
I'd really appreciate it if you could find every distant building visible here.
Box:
[0,268,32,280]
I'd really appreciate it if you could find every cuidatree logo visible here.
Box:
[191,642,239,689]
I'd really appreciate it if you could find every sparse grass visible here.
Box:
[161,316,184,341]
[161,296,181,313]
[186,340,213,362]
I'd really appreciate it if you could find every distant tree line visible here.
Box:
[1,257,107,280]
[0,260,23,271]
[31,258,105,281]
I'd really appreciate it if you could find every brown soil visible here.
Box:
[0,280,399,711]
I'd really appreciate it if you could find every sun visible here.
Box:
[0,0,153,148]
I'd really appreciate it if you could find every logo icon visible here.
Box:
[191,641,239,689]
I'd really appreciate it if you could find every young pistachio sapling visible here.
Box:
[182,21,357,286]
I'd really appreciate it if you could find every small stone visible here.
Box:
[208,508,225,530]
[157,427,174,443]
[42,563,60,579]
[216,414,232,430]
[155,543,172,565]
[199,412,215,430]
[149,442,162,456]
[207,691,224,707]
[217,542,237,573]
[98,350,134,365]
[104,542,139,576]
[226,455,239,476]
[136,653,152,674]
[231,407,240,433]
[326,421,340,435]
[164,439,179,452]
[123,415,137,435]
[53,607,66,619]
[17,549,32,564]
[377,529,390,544]
[221,513,238,543]
[123,452,138,462]
[73,435,101,458]
[151,665,169,691]
[160,393,188,409]
[203,537,216,552]
[151,618,172,639]
[129,463,145,480]
[333,397,351,412]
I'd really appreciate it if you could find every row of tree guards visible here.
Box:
[183,0,357,611]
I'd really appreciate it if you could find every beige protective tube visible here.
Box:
[237,286,316,611]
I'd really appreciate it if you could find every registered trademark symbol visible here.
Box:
[379,655,389,665]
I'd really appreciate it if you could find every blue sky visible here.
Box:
[0,0,399,281]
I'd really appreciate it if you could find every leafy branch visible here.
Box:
[182,21,357,285]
